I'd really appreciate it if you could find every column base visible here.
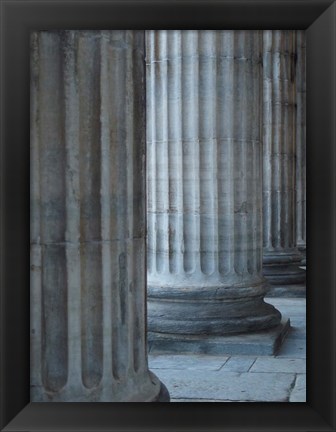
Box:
[263,251,306,286]
[148,317,290,356]
[148,279,282,336]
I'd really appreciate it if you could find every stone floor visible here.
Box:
[149,298,306,402]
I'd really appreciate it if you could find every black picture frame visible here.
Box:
[0,0,335,430]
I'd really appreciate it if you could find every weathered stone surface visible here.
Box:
[153,369,296,401]
[262,30,306,295]
[30,30,168,402]
[250,357,306,373]
[220,356,256,372]
[149,354,228,370]
[146,30,282,339]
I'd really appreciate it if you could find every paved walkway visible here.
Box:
[149,298,306,402]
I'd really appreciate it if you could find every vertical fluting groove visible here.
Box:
[77,32,103,389]
[199,31,216,275]
[280,32,288,249]
[125,30,135,374]
[131,32,138,373]
[263,31,273,251]
[178,32,185,277]
[244,31,253,275]
[182,31,199,274]
[255,30,263,273]
[273,31,282,250]
[132,242,144,373]
[295,30,306,248]
[213,32,219,274]
[39,33,68,393]
[244,31,260,275]
[146,31,156,276]
[107,30,128,381]
[217,31,235,276]
[30,32,42,389]
[291,33,298,248]
[195,33,201,274]
[62,31,83,390]
[195,33,201,275]
[155,31,169,275]
[99,32,114,383]
[234,31,249,276]
[128,31,137,374]
[278,33,285,249]
[252,135,259,273]
[263,30,297,253]
[246,32,259,275]
[132,31,146,374]
[267,33,281,249]
[168,31,183,275]
[288,33,296,249]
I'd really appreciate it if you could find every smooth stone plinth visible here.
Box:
[262,30,306,295]
[30,30,169,402]
[146,30,282,340]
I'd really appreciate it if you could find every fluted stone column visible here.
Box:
[262,31,306,296]
[146,30,282,341]
[295,31,306,265]
[30,30,168,402]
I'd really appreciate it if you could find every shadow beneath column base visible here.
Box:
[152,381,170,402]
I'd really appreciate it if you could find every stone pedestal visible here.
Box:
[262,30,306,297]
[295,31,306,266]
[30,30,169,402]
[146,30,283,347]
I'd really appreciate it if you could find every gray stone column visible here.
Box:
[295,31,306,265]
[262,30,306,295]
[146,30,281,338]
[30,30,168,402]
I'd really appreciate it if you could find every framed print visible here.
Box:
[0,0,335,430]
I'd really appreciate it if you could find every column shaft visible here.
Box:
[262,30,306,289]
[295,31,306,265]
[147,30,281,336]
[30,30,168,402]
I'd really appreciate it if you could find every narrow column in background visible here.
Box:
[146,30,283,347]
[295,31,306,265]
[30,30,169,402]
[262,30,306,297]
